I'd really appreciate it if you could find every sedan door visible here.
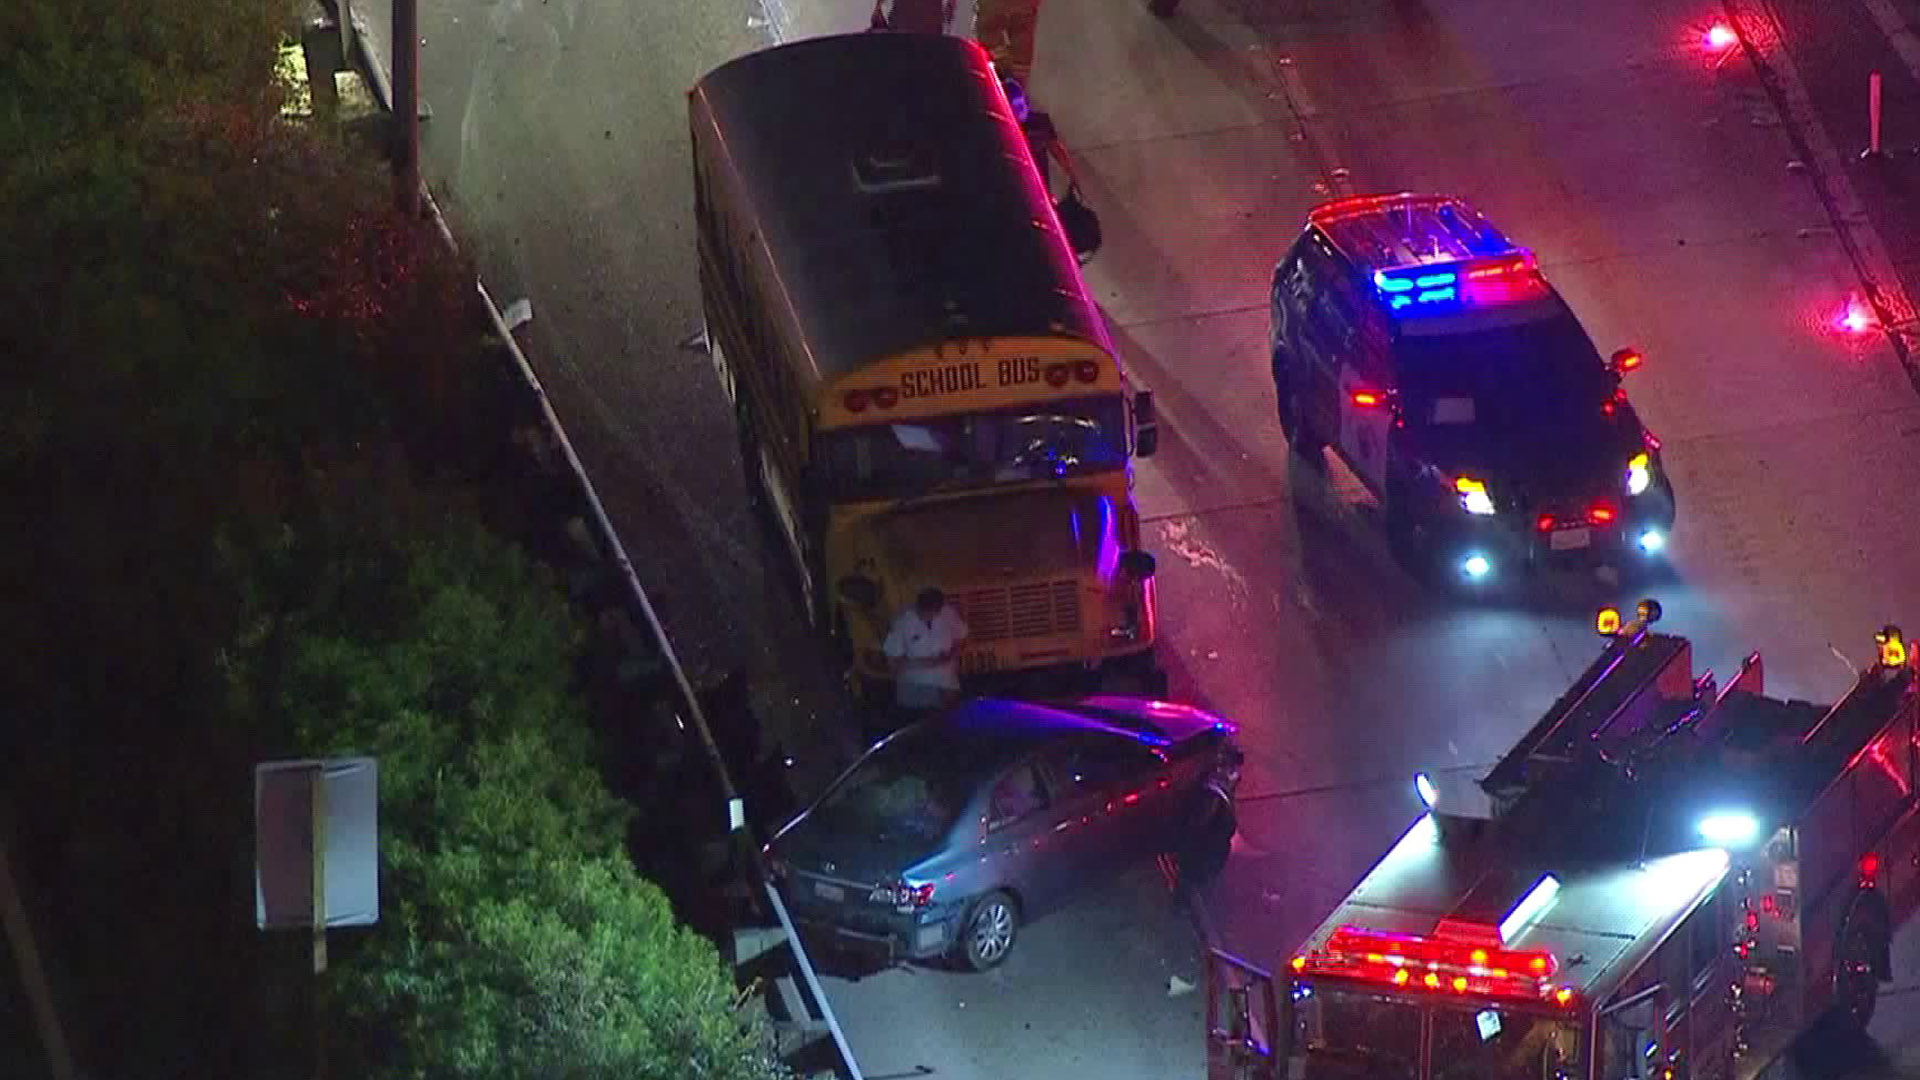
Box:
[1042,733,1179,884]
[978,757,1074,913]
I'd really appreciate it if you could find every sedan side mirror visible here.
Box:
[1134,389,1158,459]
[1609,348,1645,377]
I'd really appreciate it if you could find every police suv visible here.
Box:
[1269,193,1676,584]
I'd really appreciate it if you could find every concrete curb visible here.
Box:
[1724,0,1920,392]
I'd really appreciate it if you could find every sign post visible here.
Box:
[255,758,379,1080]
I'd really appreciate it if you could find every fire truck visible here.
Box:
[1206,600,1920,1080]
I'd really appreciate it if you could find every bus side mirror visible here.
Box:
[1120,551,1157,579]
[1134,389,1158,458]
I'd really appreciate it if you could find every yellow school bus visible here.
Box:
[688,32,1162,697]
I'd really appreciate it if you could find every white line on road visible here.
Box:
[1727,0,1920,368]
[1860,0,1920,83]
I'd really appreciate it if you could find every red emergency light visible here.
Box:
[842,386,901,413]
[1290,925,1573,1007]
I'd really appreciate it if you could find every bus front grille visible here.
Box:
[955,580,1081,641]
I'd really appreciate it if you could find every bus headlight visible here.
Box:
[1626,452,1653,497]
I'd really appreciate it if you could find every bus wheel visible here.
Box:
[1147,0,1180,15]
[1834,904,1887,1031]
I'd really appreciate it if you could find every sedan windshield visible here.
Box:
[815,395,1127,501]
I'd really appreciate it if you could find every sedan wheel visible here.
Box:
[961,891,1019,971]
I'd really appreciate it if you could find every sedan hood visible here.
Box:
[868,487,1125,588]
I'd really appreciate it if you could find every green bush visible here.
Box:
[1,3,783,1077]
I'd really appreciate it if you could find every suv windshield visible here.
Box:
[1394,313,1614,438]
[816,395,1127,501]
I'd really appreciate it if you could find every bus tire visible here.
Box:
[1148,0,1180,15]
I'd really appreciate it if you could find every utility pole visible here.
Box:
[392,0,421,218]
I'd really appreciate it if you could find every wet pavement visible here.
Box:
[407,0,1920,1074]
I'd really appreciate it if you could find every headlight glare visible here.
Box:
[1454,476,1496,516]
[1626,452,1653,497]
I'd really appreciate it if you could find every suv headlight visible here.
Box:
[1454,476,1496,516]
[1626,452,1653,496]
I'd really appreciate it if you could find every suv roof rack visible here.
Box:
[1307,193,1521,278]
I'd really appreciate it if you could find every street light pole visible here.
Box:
[392,0,421,218]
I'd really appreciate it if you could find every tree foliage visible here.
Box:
[1,3,779,1078]
[224,478,783,1080]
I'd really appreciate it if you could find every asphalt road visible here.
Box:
[410,0,1920,1075]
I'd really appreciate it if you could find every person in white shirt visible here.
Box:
[882,587,970,716]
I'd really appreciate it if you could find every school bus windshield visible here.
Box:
[816,395,1127,501]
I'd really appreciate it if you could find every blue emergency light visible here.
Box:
[1372,253,1543,313]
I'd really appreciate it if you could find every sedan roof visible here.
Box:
[880,697,1223,784]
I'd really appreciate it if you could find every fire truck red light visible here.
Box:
[1704,23,1737,51]
[1860,852,1882,882]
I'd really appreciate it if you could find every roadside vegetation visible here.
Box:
[0,2,781,1077]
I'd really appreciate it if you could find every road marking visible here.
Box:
[753,0,792,43]
[1259,49,1353,198]
[1722,0,1920,388]
[1860,0,1920,81]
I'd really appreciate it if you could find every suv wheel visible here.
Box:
[958,891,1019,970]
[1283,395,1326,470]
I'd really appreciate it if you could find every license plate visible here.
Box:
[1549,527,1592,551]
[959,651,1000,675]
[813,881,844,902]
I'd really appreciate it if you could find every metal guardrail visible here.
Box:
[458,217,866,1080]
